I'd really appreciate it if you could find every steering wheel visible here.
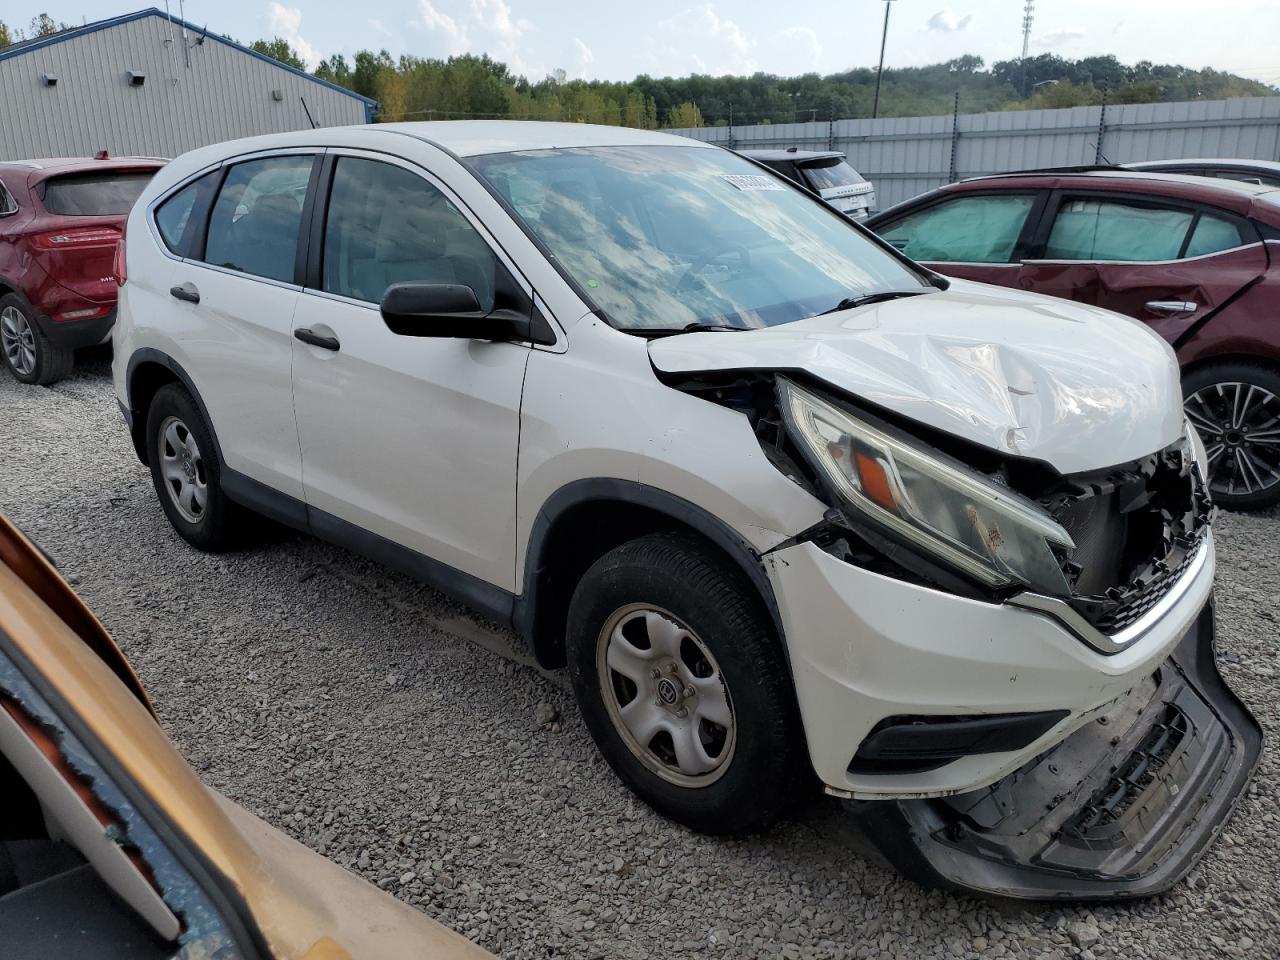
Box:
[676,245,751,292]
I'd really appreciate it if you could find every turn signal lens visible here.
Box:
[853,450,897,513]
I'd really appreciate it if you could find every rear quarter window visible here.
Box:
[154,171,219,258]
[40,172,156,217]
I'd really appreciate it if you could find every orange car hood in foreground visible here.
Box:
[0,514,492,960]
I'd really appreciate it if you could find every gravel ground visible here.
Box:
[1,353,1277,960]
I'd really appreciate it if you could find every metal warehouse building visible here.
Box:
[0,8,375,160]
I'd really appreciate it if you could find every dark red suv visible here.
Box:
[0,156,164,386]
[867,170,1280,510]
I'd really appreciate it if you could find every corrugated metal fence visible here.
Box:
[669,96,1280,210]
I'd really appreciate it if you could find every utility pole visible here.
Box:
[1022,1,1035,60]
[872,0,895,120]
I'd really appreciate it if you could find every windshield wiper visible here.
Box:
[636,321,748,338]
[818,289,934,316]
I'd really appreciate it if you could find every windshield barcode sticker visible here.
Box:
[721,174,784,192]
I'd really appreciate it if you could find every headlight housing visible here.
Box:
[1184,417,1210,486]
[778,378,1075,595]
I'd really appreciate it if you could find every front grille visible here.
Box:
[1036,438,1212,637]
[1071,534,1204,633]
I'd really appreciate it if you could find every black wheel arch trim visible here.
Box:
[513,478,788,670]
[124,348,226,469]
[0,275,33,306]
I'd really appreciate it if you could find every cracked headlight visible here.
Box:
[778,377,1075,595]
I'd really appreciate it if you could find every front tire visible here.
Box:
[566,532,808,835]
[145,383,248,551]
[1183,361,1280,511]
[0,295,73,386]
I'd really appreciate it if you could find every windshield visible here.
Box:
[40,172,155,217]
[467,145,923,331]
[802,159,866,190]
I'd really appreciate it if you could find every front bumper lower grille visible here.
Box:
[853,604,1262,900]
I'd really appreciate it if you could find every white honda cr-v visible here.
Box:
[113,122,1259,900]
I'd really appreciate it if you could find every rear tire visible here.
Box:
[145,383,248,551]
[566,531,808,835]
[0,295,73,386]
[1183,361,1280,511]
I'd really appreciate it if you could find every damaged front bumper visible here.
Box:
[854,603,1261,900]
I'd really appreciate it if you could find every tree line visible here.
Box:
[2,13,1275,128]
[290,46,1280,128]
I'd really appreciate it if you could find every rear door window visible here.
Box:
[203,155,314,284]
[40,172,155,216]
[877,194,1037,263]
[1044,198,1193,261]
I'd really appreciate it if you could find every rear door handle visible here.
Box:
[294,327,340,351]
[1145,300,1198,315]
[169,282,200,304]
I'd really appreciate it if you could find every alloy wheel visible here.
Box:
[1,306,36,377]
[1185,381,1280,499]
[597,603,736,787]
[158,416,209,523]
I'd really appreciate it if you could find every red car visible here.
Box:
[0,156,164,386]
[867,169,1280,510]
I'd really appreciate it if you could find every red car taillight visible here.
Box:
[114,221,128,286]
[30,226,123,250]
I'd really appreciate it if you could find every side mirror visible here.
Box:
[380,276,557,345]
[380,283,488,337]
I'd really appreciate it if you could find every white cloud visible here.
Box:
[926,9,975,33]
[267,2,318,68]
[654,5,755,76]
[416,0,470,55]
[570,37,594,79]
[1038,30,1087,49]
[470,0,529,41]
[780,26,822,68]
[412,0,545,77]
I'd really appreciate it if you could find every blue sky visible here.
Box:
[21,1,1280,86]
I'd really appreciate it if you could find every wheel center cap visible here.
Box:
[182,457,196,479]
[656,676,681,705]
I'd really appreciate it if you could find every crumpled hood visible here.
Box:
[648,279,1184,474]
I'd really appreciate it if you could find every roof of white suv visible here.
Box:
[377,120,714,157]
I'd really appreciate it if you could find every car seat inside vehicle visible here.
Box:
[228,192,303,282]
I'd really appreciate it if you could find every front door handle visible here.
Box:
[294,327,340,351]
[169,282,200,304]
[1146,300,1198,315]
